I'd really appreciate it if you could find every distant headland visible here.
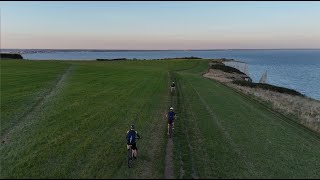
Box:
[0,53,23,59]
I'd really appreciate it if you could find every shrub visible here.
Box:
[211,64,246,75]
[96,58,127,61]
[232,80,304,96]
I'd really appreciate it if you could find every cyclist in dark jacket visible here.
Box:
[126,124,141,159]
[171,81,176,93]
[166,107,176,135]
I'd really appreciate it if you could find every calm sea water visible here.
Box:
[3,49,320,100]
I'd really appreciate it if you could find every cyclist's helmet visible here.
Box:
[170,107,174,111]
[131,124,135,129]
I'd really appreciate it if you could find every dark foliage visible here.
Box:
[211,64,246,75]
[96,58,127,61]
[233,80,304,96]
[0,53,23,59]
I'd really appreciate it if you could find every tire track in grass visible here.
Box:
[172,75,186,179]
[184,76,260,177]
[121,71,168,178]
[67,79,151,177]
[65,74,162,178]
[233,87,320,144]
[1,65,73,144]
[165,130,174,179]
[109,71,168,179]
[184,122,199,179]
[206,78,320,146]
[170,63,207,179]
[136,84,169,178]
[175,74,199,179]
[205,77,320,145]
[165,71,174,179]
[201,74,320,178]
[182,87,213,178]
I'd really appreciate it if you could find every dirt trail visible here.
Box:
[165,74,199,179]
[164,73,174,179]
[185,127,199,179]
[165,137,174,179]
[1,65,73,144]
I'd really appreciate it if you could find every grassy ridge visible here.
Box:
[173,63,320,178]
[1,59,320,178]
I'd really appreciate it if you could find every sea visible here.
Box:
[2,49,319,101]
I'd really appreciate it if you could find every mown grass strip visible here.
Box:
[175,67,320,178]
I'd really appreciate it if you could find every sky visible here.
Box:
[1,1,320,50]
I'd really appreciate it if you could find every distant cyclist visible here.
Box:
[170,81,176,93]
[126,124,141,159]
[166,107,176,135]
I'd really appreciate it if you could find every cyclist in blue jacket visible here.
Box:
[166,107,176,135]
[126,124,141,159]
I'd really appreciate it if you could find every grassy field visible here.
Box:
[172,63,320,178]
[1,59,320,178]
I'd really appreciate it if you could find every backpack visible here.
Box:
[127,130,136,144]
[168,111,175,120]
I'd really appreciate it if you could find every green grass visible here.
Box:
[173,63,320,178]
[0,59,200,178]
[1,59,320,178]
[1,60,69,136]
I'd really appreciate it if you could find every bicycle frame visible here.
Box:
[171,87,176,93]
[128,145,134,168]
[127,138,141,168]
[168,123,173,138]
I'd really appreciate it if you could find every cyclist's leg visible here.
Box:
[168,120,172,134]
[134,148,138,158]
[132,143,138,158]
[127,144,133,164]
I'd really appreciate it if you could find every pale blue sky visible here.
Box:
[1,1,320,49]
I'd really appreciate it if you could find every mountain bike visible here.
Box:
[171,86,175,94]
[127,137,141,168]
[168,123,173,138]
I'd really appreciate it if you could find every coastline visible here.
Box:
[1,56,319,132]
[203,59,320,133]
[2,54,319,101]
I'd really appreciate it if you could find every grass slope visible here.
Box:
[173,62,320,178]
[0,59,198,178]
[1,59,320,178]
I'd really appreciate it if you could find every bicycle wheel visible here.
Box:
[128,148,133,168]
